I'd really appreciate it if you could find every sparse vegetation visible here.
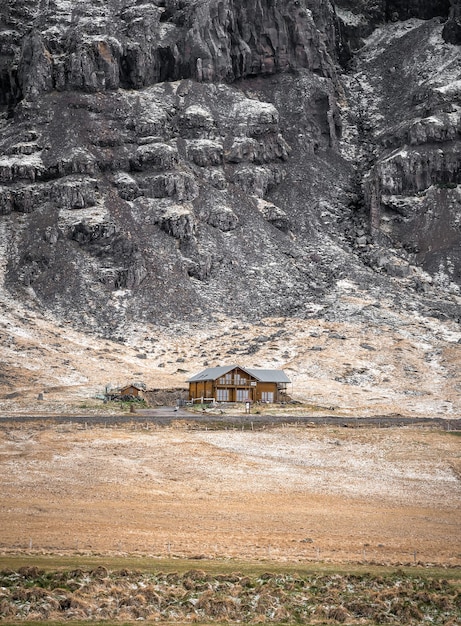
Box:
[0,566,459,624]
[101,399,148,412]
[435,181,458,189]
[189,403,214,412]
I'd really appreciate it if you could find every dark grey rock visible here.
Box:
[0,0,458,335]
[442,18,461,44]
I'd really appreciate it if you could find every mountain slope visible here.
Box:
[0,0,459,412]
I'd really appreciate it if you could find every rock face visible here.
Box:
[335,0,451,62]
[352,13,461,288]
[2,0,336,103]
[0,0,460,336]
[443,0,461,43]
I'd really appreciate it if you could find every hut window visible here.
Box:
[216,389,229,401]
[236,389,249,402]
[261,391,274,403]
[218,373,233,384]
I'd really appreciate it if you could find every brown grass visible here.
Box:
[0,568,460,624]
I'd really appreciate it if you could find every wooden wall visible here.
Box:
[254,382,279,402]
[189,374,281,403]
[189,380,214,400]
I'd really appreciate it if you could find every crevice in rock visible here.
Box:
[0,69,22,114]
[385,0,450,21]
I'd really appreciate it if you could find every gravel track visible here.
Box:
[1,408,460,430]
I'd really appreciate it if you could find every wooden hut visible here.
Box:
[187,365,290,403]
[120,383,145,398]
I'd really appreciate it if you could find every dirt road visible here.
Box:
[2,408,460,429]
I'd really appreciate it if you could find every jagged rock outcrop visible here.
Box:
[256,199,290,232]
[351,10,461,289]
[1,0,338,106]
[443,0,461,42]
[385,0,450,20]
[203,203,239,231]
[0,0,459,335]
[335,0,452,63]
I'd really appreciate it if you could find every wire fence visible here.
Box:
[2,540,459,569]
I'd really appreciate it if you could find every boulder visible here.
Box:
[0,154,45,183]
[131,143,178,171]
[13,184,49,213]
[52,177,97,210]
[186,139,223,167]
[233,100,280,137]
[226,134,290,164]
[142,172,199,201]
[407,112,461,145]
[113,172,141,201]
[176,105,216,139]
[256,198,290,232]
[233,165,284,197]
[205,205,239,231]
[442,18,461,44]
[159,204,196,240]
[69,219,118,244]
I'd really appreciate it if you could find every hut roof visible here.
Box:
[187,365,290,383]
[120,383,145,391]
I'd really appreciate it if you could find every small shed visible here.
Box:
[187,365,291,403]
[120,384,145,398]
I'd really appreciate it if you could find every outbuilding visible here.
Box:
[187,365,291,403]
[120,383,145,398]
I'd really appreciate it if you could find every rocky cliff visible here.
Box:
[0,0,460,410]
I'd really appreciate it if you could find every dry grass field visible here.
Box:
[1,565,460,624]
[0,421,460,568]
